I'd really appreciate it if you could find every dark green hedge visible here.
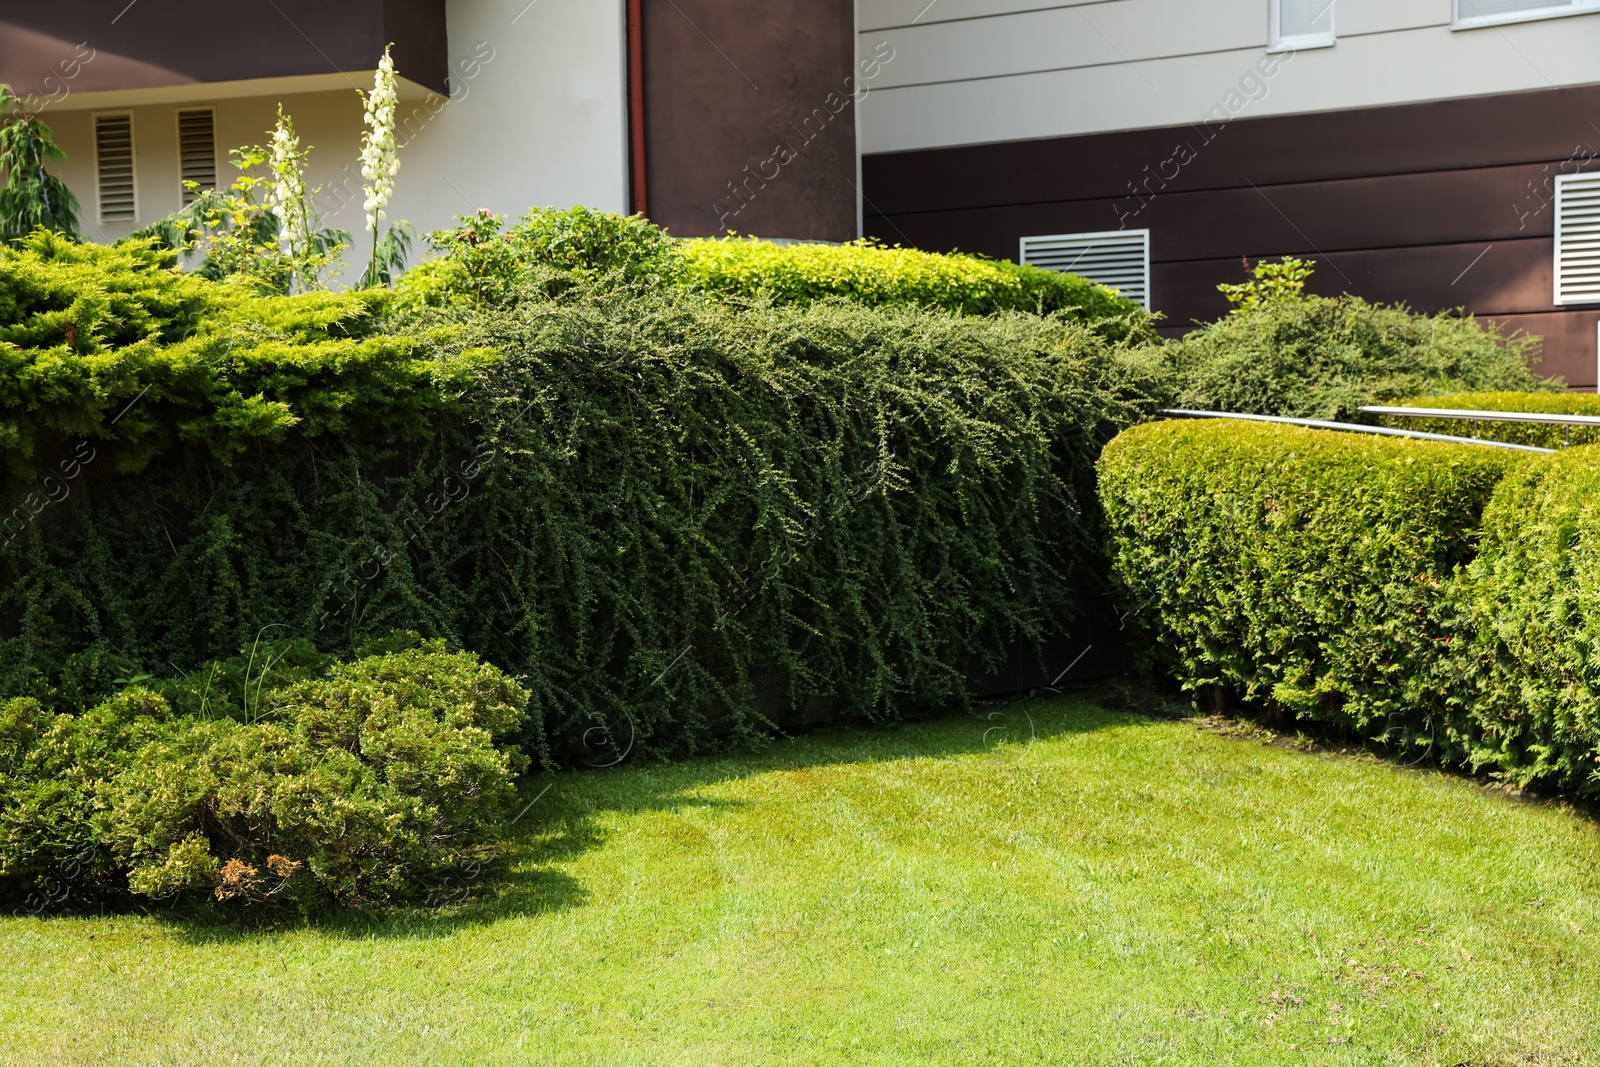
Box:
[1,235,1162,761]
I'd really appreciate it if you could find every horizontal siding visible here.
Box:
[859,5,1600,152]
[863,85,1600,389]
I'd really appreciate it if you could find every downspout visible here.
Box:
[627,0,648,217]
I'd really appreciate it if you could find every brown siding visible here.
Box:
[863,84,1600,390]
[0,1,448,95]
[639,0,857,240]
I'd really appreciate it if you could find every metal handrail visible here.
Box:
[1157,409,1555,454]
[1360,404,1600,427]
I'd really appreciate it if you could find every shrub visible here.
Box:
[0,641,530,912]
[1098,418,1518,751]
[1454,448,1600,793]
[675,236,1151,341]
[2,235,1164,756]
[1147,289,1554,420]
[1382,391,1600,450]
[0,231,488,474]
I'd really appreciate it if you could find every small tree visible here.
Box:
[0,85,79,242]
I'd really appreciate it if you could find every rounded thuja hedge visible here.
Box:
[1099,416,1600,796]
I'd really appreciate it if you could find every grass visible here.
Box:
[2,694,1598,1066]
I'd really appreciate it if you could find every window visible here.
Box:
[176,108,217,206]
[93,112,137,224]
[1271,0,1335,52]
[1555,173,1600,305]
[1455,0,1600,29]
[1020,229,1151,310]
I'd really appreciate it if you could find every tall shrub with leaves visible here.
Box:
[0,86,78,243]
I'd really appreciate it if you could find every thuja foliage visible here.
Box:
[1146,264,1554,419]
[676,236,1152,341]
[1,223,1162,760]
[0,637,529,912]
[0,232,486,474]
[1100,418,1600,796]
[1383,391,1600,449]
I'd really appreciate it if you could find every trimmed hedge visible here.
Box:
[1101,417,1600,795]
[1098,419,1518,751]
[1457,447,1600,792]
[1383,391,1600,449]
[675,236,1150,340]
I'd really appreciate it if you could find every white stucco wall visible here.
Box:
[39,0,629,275]
[856,0,1600,153]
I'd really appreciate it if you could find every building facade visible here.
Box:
[6,2,1600,386]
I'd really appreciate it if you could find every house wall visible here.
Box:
[858,2,1600,388]
[638,0,860,240]
[855,0,1600,153]
[36,0,630,267]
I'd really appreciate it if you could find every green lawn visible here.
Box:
[3,696,1598,1066]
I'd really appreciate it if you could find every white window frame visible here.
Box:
[1454,0,1600,30]
[174,106,218,206]
[91,109,138,226]
[1270,0,1336,53]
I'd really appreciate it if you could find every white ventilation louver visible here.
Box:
[94,112,137,224]
[1555,173,1600,306]
[1020,229,1151,310]
[177,108,217,206]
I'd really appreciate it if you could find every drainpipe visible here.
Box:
[627,0,648,217]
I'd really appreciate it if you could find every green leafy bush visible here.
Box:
[0,640,529,912]
[1382,391,1600,449]
[1145,290,1554,420]
[1098,419,1518,750]
[675,235,1150,340]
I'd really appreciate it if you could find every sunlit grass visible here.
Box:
[3,695,1597,1065]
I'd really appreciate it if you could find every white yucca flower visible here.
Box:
[360,45,401,232]
[268,108,310,255]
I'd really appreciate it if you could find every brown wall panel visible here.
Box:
[1481,312,1600,390]
[0,2,448,94]
[864,83,1600,215]
[863,86,1600,384]
[640,0,857,240]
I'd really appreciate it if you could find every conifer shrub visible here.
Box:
[1098,418,1518,750]
[0,639,529,912]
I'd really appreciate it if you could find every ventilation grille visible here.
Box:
[1556,173,1600,306]
[94,112,136,223]
[1020,229,1151,310]
[1279,0,1335,37]
[177,108,216,206]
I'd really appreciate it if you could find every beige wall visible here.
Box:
[857,0,1600,153]
[39,0,629,276]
